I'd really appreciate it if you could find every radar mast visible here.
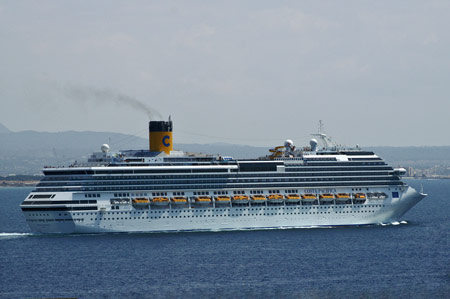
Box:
[311,120,336,150]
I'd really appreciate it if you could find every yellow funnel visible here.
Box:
[149,120,173,154]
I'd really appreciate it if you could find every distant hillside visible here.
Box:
[0,130,147,155]
[0,122,11,134]
[0,124,148,175]
[368,146,450,168]
[0,124,449,175]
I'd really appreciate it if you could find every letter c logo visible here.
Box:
[162,135,170,147]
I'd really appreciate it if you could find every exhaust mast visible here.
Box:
[149,119,173,154]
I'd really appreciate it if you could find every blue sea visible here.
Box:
[0,179,448,298]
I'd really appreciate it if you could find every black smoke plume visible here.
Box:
[61,84,162,120]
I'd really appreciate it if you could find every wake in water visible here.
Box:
[0,232,34,240]
[380,221,409,226]
[0,222,411,239]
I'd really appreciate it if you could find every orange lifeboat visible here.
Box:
[152,197,170,205]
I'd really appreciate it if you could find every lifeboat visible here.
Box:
[267,194,284,203]
[301,194,317,201]
[319,194,334,201]
[335,193,350,201]
[232,195,249,204]
[215,196,231,204]
[195,196,212,205]
[251,195,267,202]
[354,193,366,199]
[285,194,301,203]
[353,193,367,204]
[132,198,149,205]
[152,197,170,205]
[171,197,187,205]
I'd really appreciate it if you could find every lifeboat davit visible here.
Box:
[285,194,301,203]
[171,197,187,205]
[251,195,267,203]
[232,195,249,204]
[301,194,317,202]
[335,193,350,201]
[267,194,284,203]
[215,196,231,204]
[195,196,212,205]
[319,194,334,201]
[132,198,150,205]
[152,197,170,206]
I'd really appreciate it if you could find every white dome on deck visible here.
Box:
[284,140,294,147]
[310,139,318,151]
[101,144,110,153]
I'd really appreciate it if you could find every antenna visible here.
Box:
[318,120,324,134]
[311,120,336,150]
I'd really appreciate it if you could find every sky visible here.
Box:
[1,0,449,147]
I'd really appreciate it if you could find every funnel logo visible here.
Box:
[162,135,171,147]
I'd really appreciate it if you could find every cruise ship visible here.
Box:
[21,119,426,233]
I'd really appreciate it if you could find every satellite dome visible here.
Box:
[101,144,110,153]
[310,139,318,151]
[284,139,294,147]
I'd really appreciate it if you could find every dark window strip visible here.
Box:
[21,200,97,205]
[33,181,403,192]
[21,206,98,212]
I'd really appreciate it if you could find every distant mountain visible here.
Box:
[0,123,11,134]
[0,128,449,175]
[0,130,148,155]
[367,146,450,168]
[0,129,147,175]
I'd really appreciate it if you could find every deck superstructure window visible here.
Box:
[250,190,264,194]
[214,191,228,195]
[31,194,54,199]
[152,192,168,196]
[193,191,209,195]
[284,189,298,193]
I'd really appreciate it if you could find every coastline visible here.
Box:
[0,181,39,187]
[404,176,450,180]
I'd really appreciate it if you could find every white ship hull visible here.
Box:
[21,120,426,234]
[23,186,425,234]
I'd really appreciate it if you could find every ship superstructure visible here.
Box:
[21,119,426,233]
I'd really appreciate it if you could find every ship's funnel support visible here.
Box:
[149,119,173,154]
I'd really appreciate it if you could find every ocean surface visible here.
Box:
[0,179,448,298]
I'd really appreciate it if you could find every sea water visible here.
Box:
[0,179,448,298]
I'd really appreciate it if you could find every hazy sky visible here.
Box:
[1,1,449,147]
